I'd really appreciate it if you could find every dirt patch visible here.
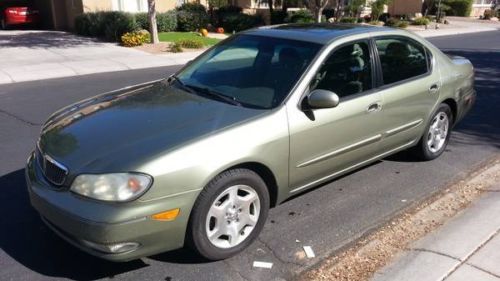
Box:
[301,156,500,281]
[133,43,207,54]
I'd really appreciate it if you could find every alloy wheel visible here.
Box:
[205,184,260,249]
[427,112,449,153]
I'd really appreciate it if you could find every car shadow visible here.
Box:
[0,169,151,280]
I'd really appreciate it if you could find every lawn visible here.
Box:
[158,32,221,46]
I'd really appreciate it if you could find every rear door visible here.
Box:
[373,36,440,152]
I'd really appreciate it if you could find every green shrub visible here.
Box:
[157,11,177,32]
[288,10,314,23]
[134,13,148,30]
[177,2,206,13]
[136,11,177,32]
[322,9,336,20]
[178,39,204,48]
[384,17,400,27]
[169,42,183,53]
[271,10,288,24]
[397,21,409,28]
[75,12,105,37]
[339,17,357,23]
[214,5,243,26]
[412,17,430,25]
[448,0,473,16]
[222,14,264,32]
[176,3,209,31]
[100,12,137,42]
[74,11,136,42]
[121,30,149,47]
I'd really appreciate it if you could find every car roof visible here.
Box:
[242,23,394,45]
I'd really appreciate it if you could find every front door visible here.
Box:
[287,40,385,193]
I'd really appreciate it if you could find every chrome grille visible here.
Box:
[35,146,68,186]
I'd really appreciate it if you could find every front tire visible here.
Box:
[413,103,452,160]
[187,169,270,260]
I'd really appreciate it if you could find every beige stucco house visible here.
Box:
[36,0,177,30]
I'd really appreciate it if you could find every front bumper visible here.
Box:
[26,152,199,262]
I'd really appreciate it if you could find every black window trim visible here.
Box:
[372,35,434,90]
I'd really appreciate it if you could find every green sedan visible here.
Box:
[26,24,475,261]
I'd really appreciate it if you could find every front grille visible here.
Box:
[36,146,68,186]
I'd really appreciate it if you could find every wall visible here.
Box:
[82,0,113,12]
[388,0,424,15]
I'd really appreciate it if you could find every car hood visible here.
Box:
[38,80,266,173]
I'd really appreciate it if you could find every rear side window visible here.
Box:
[375,37,429,85]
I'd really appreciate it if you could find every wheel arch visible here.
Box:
[441,98,458,125]
[222,162,279,208]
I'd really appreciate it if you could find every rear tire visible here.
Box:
[413,103,453,161]
[0,19,6,30]
[187,169,270,260]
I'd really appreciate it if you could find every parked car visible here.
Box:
[26,24,475,261]
[0,0,39,29]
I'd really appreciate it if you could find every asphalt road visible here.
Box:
[0,31,499,281]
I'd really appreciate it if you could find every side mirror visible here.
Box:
[306,89,340,109]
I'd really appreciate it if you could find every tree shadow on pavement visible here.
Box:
[444,49,500,150]
[0,31,110,49]
[0,169,148,280]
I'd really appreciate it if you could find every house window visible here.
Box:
[112,0,148,12]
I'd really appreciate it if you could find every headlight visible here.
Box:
[70,173,152,202]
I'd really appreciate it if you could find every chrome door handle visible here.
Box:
[429,84,440,94]
[367,102,382,113]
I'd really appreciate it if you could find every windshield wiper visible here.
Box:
[168,75,195,93]
[185,84,242,107]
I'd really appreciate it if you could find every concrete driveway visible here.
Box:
[0,30,199,84]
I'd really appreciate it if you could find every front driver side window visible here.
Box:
[311,41,373,99]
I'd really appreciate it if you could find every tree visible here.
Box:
[371,0,391,20]
[346,0,366,19]
[148,0,159,44]
[304,0,332,23]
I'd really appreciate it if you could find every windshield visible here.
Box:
[175,34,322,109]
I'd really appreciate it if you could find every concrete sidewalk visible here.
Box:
[408,17,499,38]
[0,30,201,84]
[372,183,500,281]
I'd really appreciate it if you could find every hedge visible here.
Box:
[288,10,314,23]
[176,3,209,31]
[221,14,264,32]
[75,11,136,42]
[446,0,473,16]
[135,11,177,32]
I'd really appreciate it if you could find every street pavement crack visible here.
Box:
[0,109,41,126]
[442,228,500,281]
[409,248,461,261]
[465,263,500,279]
